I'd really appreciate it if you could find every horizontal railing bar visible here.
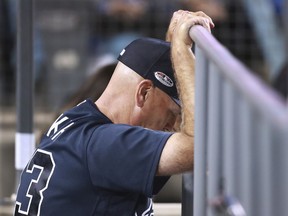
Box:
[189,26,288,126]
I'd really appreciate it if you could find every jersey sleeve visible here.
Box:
[86,124,172,197]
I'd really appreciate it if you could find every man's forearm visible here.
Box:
[171,41,195,136]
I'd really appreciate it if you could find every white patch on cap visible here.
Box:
[120,49,126,56]
[154,71,174,87]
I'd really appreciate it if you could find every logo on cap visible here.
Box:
[154,71,174,87]
[120,49,126,56]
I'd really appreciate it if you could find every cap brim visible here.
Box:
[171,97,181,107]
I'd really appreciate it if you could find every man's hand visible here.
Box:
[166,10,214,46]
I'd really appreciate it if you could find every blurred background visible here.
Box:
[0,0,287,212]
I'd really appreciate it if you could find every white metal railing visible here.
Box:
[182,25,288,216]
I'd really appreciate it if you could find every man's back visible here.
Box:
[14,99,170,215]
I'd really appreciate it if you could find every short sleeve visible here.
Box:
[86,124,172,197]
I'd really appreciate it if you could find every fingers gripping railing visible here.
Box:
[181,25,288,216]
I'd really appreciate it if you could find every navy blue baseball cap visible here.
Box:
[118,37,180,106]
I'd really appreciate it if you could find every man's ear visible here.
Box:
[135,80,154,107]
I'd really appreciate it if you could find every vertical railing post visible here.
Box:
[270,125,288,215]
[15,0,35,189]
[182,172,194,216]
[192,45,209,216]
[238,98,253,215]
[206,64,223,216]
[223,82,238,196]
[257,115,272,216]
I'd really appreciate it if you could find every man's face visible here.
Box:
[140,87,181,132]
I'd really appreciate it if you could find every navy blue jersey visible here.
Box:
[14,99,171,216]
